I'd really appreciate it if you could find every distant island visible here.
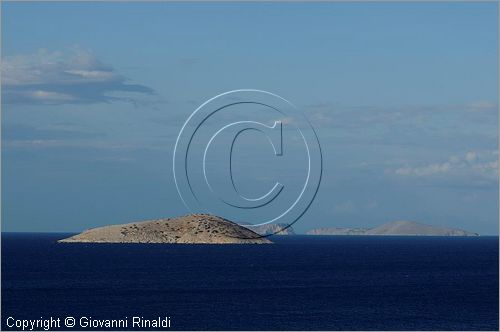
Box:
[250,223,296,236]
[58,214,272,244]
[307,220,478,236]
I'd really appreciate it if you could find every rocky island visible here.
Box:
[58,214,272,244]
[307,220,478,236]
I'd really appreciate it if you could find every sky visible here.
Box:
[1,2,498,234]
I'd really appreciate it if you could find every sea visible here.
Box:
[1,233,498,331]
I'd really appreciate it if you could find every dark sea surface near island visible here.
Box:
[1,233,498,331]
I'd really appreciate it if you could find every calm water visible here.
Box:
[2,233,498,330]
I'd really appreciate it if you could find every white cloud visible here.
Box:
[31,90,75,102]
[1,47,154,105]
[390,150,498,180]
[472,160,499,179]
[64,69,117,81]
[395,162,451,177]
[465,151,477,162]
[278,117,295,125]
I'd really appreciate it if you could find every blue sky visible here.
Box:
[2,2,498,234]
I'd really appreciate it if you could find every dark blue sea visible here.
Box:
[2,234,498,330]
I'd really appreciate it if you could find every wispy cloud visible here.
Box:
[394,162,452,177]
[466,100,497,112]
[2,47,155,105]
[388,150,498,181]
[304,102,498,128]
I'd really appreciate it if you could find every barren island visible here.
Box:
[58,214,272,244]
